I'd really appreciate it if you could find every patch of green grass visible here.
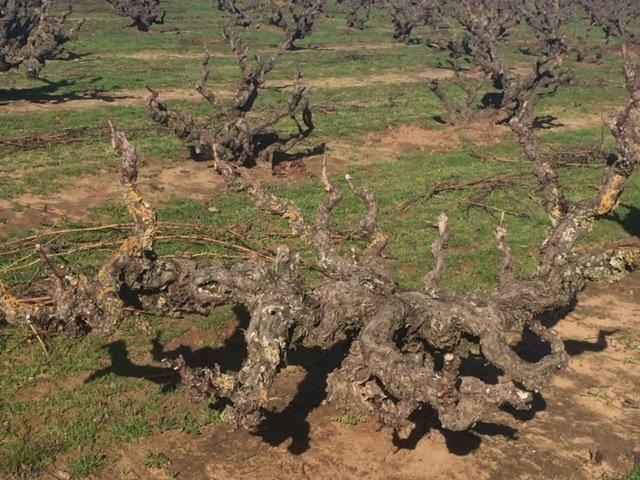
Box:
[156,405,223,436]
[67,451,106,478]
[197,305,236,330]
[111,415,151,442]
[143,451,171,470]
[0,0,633,202]
[176,411,202,436]
[205,406,223,425]
[625,466,640,480]
[331,413,363,426]
[0,440,57,478]
[63,419,101,450]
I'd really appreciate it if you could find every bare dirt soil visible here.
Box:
[0,161,223,232]
[90,271,640,480]
[0,69,455,114]
[0,155,316,232]
[0,122,474,233]
[100,42,401,60]
[0,113,609,233]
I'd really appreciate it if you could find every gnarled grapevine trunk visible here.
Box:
[106,0,165,32]
[265,0,325,50]
[148,28,315,168]
[339,0,374,30]
[217,0,256,27]
[0,0,82,77]
[429,0,574,124]
[380,0,440,44]
[578,0,639,44]
[340,0,440,44]
[2,49,639,440]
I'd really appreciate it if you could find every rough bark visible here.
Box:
[148,28,315,168]
[106,0,165,32]
[429,0,574,124]
[339,0,440,43]
[217,0,256,28]
[0,0,82,78]
[578,0,640,44]
[264,0,325,50]
[2,51,639,437]
[428,72,483,125]
[381,0,440,44]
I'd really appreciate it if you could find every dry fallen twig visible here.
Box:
[399,173,528,209]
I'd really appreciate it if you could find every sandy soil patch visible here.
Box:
[0,68,454,114]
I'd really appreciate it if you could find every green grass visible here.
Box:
[0,441,57,478]
[143,451,171,470]
[331,413,363,425]
[111,415,152,442]
[1,0,639,477]
[626,467,640,480]
[0,0,631,199]
[67,452,106,478]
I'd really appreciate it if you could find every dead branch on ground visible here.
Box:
[399,173,528,209]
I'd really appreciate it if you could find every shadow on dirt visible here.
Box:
[55,51,94,62]
[257,341,347,454]
[273,143,326,165]
[0,77,126,105]
[533,115,564,129]
[515,302,615,363]
[85,339,178,389]
[442,422,519,455]
[565,329,618,356]
[85,305,250,393]
[188,141,326,167]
